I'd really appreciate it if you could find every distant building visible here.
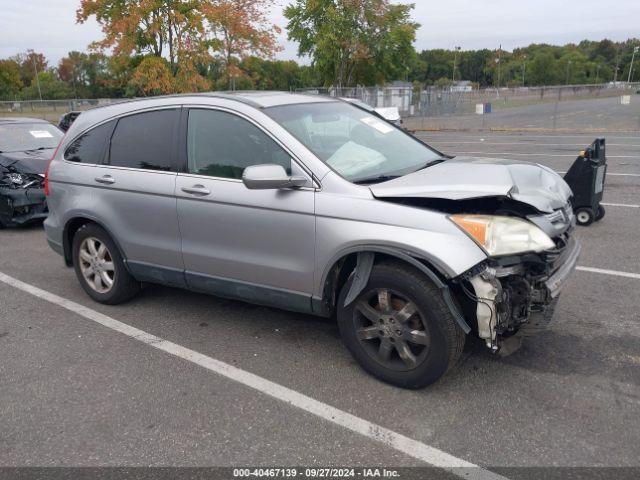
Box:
[450,81,473,92]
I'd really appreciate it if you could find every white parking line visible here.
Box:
[0,271,505,480]
[575,266,640,280]
[431,142,640,148]
[424,134,640,140]
[601,202,640,208]
[555,171,640,177]
[452,151,640,159]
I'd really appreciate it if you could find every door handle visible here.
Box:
[181,185,211,196]
[94,175,115,185]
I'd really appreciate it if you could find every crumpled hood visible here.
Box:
[369,156,573,213]
[0,149,53,175]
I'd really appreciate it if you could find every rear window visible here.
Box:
[108,109,178,171]
[65,121,115,163]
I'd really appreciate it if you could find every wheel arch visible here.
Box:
[62,215,130,273]
[315,246,471,334]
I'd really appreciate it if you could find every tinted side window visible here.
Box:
[109,109,178,171]
[65,121,115,163]
[187,109,291,179]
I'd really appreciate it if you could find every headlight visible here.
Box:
[450,214,555,256]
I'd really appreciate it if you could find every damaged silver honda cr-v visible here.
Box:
[44,92,579,389]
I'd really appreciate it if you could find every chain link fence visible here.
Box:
[299,83,640,133]
[0,98,123,123]
[3,84,639,133]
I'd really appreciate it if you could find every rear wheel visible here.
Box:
[72,223,140,304]
[575,208,594,226]
[596,205,606,221]
[337,261,465,389]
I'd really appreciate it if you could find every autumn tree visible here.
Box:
[101,55,144,97]
[203,0,282,89]
[127,56,176,95]
[174,41,211,92]
[58,51,91,97]
[77,0,205,70]
[10,51,48,88]
[77,0,281,91]
[285,0,419,87]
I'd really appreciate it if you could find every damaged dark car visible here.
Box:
[0,118,63,228]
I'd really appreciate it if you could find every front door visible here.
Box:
[176,108,316,313]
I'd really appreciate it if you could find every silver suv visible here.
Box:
[44,92,580,388]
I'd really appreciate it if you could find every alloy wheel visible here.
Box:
[353,288,430,371]
[79,237,115,294]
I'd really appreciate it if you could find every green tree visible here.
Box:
[21,71,74,100]
[285,0,419,87]
[240,57,311,90]
[0,59,22,99]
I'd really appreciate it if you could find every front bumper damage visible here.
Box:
[464,235,580,352]
[0,186,48,226]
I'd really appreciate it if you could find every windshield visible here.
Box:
[266,102,442,183]
[0,123,63,153]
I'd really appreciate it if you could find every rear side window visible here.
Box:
[109,109,178,171]
[64,121,115,163]
[187,109,291,179]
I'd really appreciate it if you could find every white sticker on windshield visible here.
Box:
[30,130,54,138]
[360,116,394,134]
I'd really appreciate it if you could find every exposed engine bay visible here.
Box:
[458,233,578,353]
[0,165,47,227]
[383,195,579,354]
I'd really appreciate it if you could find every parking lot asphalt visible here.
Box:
[1,132,639,474]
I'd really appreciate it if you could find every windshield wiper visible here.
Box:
[412,158,446,172]
[24,147,53,152]
[353,175,402,185]
[353,157,447,185]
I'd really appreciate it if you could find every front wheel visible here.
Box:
[72,223,140,305]
[337,261,465,389]
[596,205,606,221]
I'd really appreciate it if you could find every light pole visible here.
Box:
[595,64,601,84]
[28,49,43,102]
[452,46,461,83]
[522,55,526,86]
[496,44,502,89]
[628,46,639,84]
[565,60,572,85]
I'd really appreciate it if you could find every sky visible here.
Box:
[0,0,638,65]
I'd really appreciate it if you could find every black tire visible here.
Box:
[596,205,606,221]
[575,207,594,226]
[72,223,140,305]
[337,261,465,389]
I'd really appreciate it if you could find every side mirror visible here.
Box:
[374,107,401,125]
[242,164,308,190]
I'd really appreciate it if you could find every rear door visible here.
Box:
[175,107,316,312]
[92,108,184,287]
